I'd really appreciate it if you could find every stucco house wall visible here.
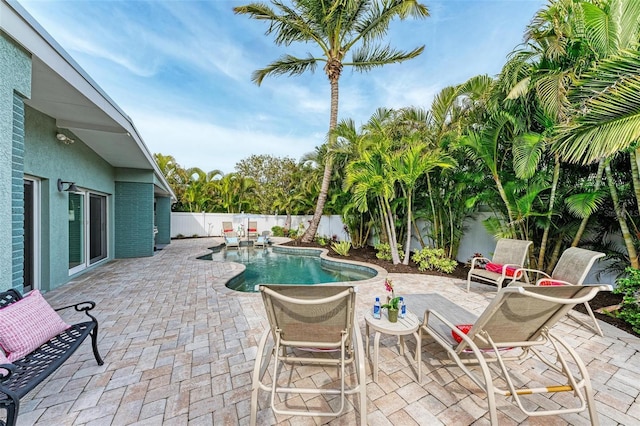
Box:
[0,1,176,293]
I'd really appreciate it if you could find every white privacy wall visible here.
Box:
[170,212,615,285]
[171,213,349,241]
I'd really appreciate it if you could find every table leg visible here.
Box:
[399,336,405,356]
[365,323,370,359]
[373,331,381,382]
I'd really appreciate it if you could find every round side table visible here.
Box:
[364,310,422,383]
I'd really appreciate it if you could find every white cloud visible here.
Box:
[130,110,323,174]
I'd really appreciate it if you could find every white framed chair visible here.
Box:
[250,285,366,425]
[418,284,611,425]
[224,232,240,249]
[467,238,533,292]
[510,247,606,336]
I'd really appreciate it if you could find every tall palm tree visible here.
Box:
[392,137,455,264]
[234,0,429,242]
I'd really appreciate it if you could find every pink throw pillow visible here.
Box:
[0,290,70,361]
[485,262,521,278]
[452,324,473,344]
[539,279,566,286]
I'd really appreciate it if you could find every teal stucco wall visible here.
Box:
[0,34,31,291]
[115,181,155,258]
[24,107,117,291]
[155,196,171,245]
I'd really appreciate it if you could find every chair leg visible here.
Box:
[90,325,104,366]
[466,273,472,293]
[583,302,604,337]
[353,325,367,426]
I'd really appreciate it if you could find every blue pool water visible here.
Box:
[200,247,376,292]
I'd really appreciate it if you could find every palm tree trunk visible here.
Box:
[403,188,413,265]
[546,233,564,274]
[384,198,401,264]
[605,162,639,269]
[537,153,561,270]
[302,78,340,242]
[411,217,426,248]
[425,173,438,246]
[572,158,605,247]
[630,148,640,216]
[494,174,516,236]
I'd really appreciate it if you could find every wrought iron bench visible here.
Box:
[0,289,103,426]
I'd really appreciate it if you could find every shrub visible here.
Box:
[287,229,298,238]
[411,248,458,274]
[316,235,328,246]
[614,267,640,334]
[331,241,351,256]
[271,226,286,237]
[374,243,404,261]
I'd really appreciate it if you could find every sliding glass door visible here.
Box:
[89,194,107,264]
[69,190,108,274]
[23,178,40,291]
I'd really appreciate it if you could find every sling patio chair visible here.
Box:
[254,234,269,248]
[418,285,611,425]
[248,221,259,240]
[250,285,366,426]
[466,238,533,292]
[509,247,607,336]
[222,221,234,237]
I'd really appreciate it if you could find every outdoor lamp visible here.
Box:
[57,179,79,192]
[56,133,74,144]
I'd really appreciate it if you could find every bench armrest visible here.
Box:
[0,363,16,382]
[55,301,98,323]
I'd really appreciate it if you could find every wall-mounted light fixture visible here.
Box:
[57,179,79,192]
[56,133,74,144]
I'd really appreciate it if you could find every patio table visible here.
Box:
[364,310,422,383]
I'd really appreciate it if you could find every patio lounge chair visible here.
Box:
[250,285,366,425]
[466,238,533,292]
[225,232,239,249]
[417,284,611,425]
[248,221,258,240]
[254,235,268,248]
[509,247,607,336]
[222,221,234,237]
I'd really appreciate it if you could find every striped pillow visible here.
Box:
[0,290,70,362]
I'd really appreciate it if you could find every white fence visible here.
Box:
[171,213,349,241]
[171,211,615,285]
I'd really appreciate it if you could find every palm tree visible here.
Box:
[392,137,455,264]
[234,0,429,242]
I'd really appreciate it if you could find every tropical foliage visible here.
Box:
[234,0,429,242]
[157,0,640,282]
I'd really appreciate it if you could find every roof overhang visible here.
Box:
[1,0,176,200]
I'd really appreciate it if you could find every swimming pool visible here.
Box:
[199,246,377,292]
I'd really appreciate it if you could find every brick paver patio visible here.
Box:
[16,238,640,425]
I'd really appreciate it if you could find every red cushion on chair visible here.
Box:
[0,290,70,361]
[485,262,521,278]
[539,279,566,286]
[248,228,257,232]
[452,324,473,344]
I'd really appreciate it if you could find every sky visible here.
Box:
[20,0,546,174]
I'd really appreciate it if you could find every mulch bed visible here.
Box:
[282,240,638,338]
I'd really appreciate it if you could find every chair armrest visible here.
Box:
[470,257,490,268]
[506,267,549,283]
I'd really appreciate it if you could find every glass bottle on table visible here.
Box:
[399,297,406,318]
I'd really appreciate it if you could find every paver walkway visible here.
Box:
[17,238,640,425]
